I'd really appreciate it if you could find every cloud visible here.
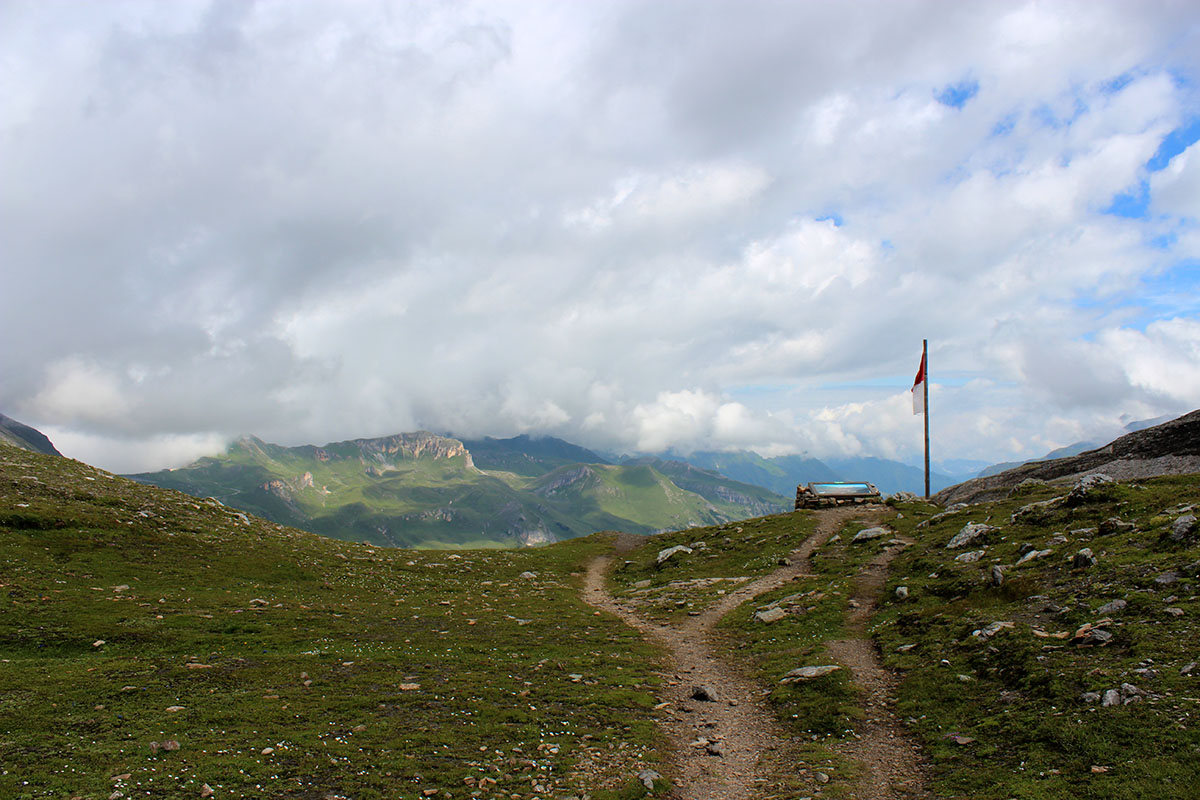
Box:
[1,0,1198,474]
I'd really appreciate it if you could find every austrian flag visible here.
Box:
[912,350,927,416]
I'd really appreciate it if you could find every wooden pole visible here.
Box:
[923,339,930,500]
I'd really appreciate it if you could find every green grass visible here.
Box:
[0,443,670,799]
[875,476,1200,799]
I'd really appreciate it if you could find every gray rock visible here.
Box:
[1073,626,1113,647]
[691,685,718,702]
[1165,607,1185,617]
[895,585,909,600]
[971,621,1015,639]
[519,571,537,579]
[1011,495,1065,524]
[1066,473,1114,505]
[1180,662,1196,676]
[656,545,693,566]
[1095,599,1127,615]
[638,770,662,790]
[1171,514,1197,542]
[947,522,999,549]
[852,526,888,543]
[754,607,788,624]
[991,564,1005,587]
[889,491,919,502]
[1073,548,1098,569]
[1155,571,1179,586]
[1016,548,1053,566]
[955,549,986,563]
[779,665,841,684]
[705,741,726,757]
[1101,688,1121,707]
[1099,517,1135,536]
[1080,691,1101,703]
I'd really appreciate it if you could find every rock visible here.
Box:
[638,770,661,790]
[827,533,841,543]
[705,741,726,757]
[889,491,919,502]
[1080,691,1101,703]
[1011,495,1065,524]
[1120,683,1144,701]
[990,565,1005,587]
[1155,571,1179,586]
[947,522,999,549]
[972,621,1015,639]
[1095,599,1127,615]
[1072,624,1113,647]
[656,545,693,566]
[1099,518,1135,536]
[93,640,106,648]
[852,527,888,543]
[778,557,792,566]
[261,747,274,755]
[1073,548,1098,569]
[814,771,830,784]
[896,643,917,652]
[1016,548,1053,566]
[1048,532,1068,545]
[200,786,214,798]
[691,685,718,702]
[895,586,909,600]
[519,571,537,579]
[955,549,985,563]
[1066,473,1114,505]
[1101,688,1121,707]
[947,734,975,745]
[779,665,841,683]
[1165,607,1185,617]
[754,607,788,624]
[165,705,185,713]
[1171,514,1197,542]
[1180,661,1196,676]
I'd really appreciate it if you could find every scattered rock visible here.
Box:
[1101,689,1121,707]
[1155,571,1179,586]
[165,705,185,713]
[1080,691,1102,703]
[1072,624,1113,647]
[946,734,976,745]
[1170,514,1197,542]
[1095,599,1127,615]
[519,571,537,579]
[705,741,726,757]
[947,522,999,549]
[779,665,841,683]
[889,491,919,502]
[754,607,788,624]
[955,549,986,563]
[1016,548,1053,566]
[1099,518,1135,536]
[1011,495,1065,524]
[656,545,693,566]
[691,685,718,702]
[1073,548,1098,569]
[896,643,917,653]
[637,770,661,790]
[1066,473,1114,505]
[814,771,830,784]
[852,526,888,543]
[1165,607,1185,617]
[972,621,1015,639]
[93,640,106,648]
[1180,662,1196,676]
[895,585,909,599]
[200,784,214,797]
[261,747,274,755]
[990,565,1005,587]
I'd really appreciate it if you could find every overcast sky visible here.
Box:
[3,0,1199,474]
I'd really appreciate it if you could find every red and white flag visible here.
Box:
[912,351,926,415]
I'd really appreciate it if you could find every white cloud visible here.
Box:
[1,0,1198,474]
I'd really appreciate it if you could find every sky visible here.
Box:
[2,0,1199,475]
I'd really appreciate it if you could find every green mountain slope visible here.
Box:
[0,412,62,456]
[128,432,788,548]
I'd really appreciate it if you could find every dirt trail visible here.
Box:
[584,507,929,800]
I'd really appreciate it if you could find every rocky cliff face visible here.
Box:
[352,432,475,468]
[935,409,1200,506]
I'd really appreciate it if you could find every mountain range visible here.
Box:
[127,432,789,548]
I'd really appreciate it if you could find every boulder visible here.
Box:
[1016,548,1053,566]
[656,545,692,566]
[852,527,888,543]
[947,522,999,549]
[1099,517,1135,536]
[954,549,986,563]
[894,585,909,600]
[1171,514,1197,542]
[1011,495,1065,524]
[1066,473,1115,505]
[990,565,1005,587]
[1095,599,1126,615]
[754,607,788,624]
[691,685,718,702]
[1072,548,1098,569]
[779,665,841,684]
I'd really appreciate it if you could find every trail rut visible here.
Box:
[581,508,933,799]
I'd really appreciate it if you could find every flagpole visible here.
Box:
[923,338,930,500]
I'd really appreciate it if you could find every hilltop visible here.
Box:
[935,409,1200,505]
[0,412,62,456]
[128,432,787,549]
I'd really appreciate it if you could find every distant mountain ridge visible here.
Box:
[0,413,62,457]
[935,409,1200,505]
[129,431,789,548]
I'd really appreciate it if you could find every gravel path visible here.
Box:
[583,507,924,799]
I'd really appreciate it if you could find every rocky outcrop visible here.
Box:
[935,409,1200,506]
[353,432,474,468]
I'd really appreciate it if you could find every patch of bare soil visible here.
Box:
[584,507,927,800]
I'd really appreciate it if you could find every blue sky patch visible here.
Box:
[1146,118,1200,171]
[1105,180,1150,218]
[935,79,979,109]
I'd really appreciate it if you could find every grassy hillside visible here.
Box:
[130,434,789,549]
[0,443,666,799]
